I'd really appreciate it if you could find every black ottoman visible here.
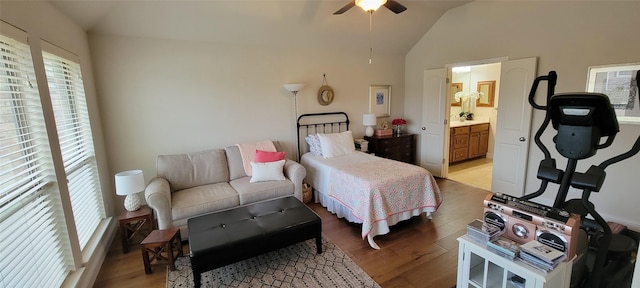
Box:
[188,196,322,287]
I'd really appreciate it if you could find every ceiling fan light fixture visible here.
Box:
[356,0,387,12]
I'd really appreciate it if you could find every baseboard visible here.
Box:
[62,217,118,288]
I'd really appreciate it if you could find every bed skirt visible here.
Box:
[313,189,433,249]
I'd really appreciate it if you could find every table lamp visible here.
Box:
[363,113,377,137]
[115,169,145,211]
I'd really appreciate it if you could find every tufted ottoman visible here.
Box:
[187,196,322,287]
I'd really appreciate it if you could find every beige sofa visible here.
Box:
[144,142,306,239]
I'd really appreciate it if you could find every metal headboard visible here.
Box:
[296,112,350,160]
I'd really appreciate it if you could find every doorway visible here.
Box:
[446,62,501,191]
[421,57,536,195]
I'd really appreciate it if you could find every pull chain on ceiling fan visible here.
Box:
[368,11,373,64]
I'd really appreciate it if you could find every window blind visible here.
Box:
[42,44,105,250]
[0,30,73,288]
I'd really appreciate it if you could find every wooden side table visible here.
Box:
[140,228,183,274]
[118,205,154,253]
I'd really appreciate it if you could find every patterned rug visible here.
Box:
[166,237,380,288]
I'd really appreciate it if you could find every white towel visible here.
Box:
[236,140,277,176]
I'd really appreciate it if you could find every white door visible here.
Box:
[420,68,448,177]
[491,57,537,196]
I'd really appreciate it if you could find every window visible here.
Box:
[0,30,74,288]
[42,44,105,250]
[1,21,106,287]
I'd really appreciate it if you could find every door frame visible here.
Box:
[421,57,537,194]
[443,57,508,180]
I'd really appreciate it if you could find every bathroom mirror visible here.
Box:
[477,81,495,107]
[451,83,463,106]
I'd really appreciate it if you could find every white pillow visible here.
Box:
[249,160,286,183]
[317,131,355,158]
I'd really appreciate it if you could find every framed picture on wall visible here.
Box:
[587,63,640,124]
[369,85,391,117]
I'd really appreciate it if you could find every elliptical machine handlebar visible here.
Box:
[521,71,559,200]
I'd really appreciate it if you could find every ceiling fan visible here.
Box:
[333,0,407,15]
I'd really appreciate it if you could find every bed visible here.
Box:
[297,112,443,249]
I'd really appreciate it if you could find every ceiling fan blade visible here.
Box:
[333,1,356,15]
[384,0,407,14]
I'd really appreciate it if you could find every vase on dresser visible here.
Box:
[395,125,403,136]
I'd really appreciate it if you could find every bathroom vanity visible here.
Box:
[450,121,490,164]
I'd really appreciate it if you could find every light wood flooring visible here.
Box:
[447,158,493,191]
[94,178,491,288]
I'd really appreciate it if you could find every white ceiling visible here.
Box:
[48,0,469,54]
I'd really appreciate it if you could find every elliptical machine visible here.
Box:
[520,70,640,288]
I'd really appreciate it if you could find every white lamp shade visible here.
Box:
[115,170,145,196]
[363,113,377,126]
[283,83,305,93]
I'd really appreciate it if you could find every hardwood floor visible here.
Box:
[94,178,491,288]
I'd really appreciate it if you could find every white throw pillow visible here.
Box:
[249,160,286,183]
[317,131,355,158]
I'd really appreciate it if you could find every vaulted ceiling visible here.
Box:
[49,0,469,54]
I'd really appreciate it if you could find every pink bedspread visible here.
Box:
[327,157,443,239]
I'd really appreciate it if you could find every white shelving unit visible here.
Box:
[457,235,572,288]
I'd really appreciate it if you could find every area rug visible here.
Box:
[166,237,380,288]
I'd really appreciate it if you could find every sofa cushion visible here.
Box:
[230,177,294,205]
[157,149,230,191]
[225,145,248,181]
[171,182,240,221]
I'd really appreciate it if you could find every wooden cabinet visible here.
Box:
[451,127,470,163]
[450,123,489,164]
[364,134,416,164]
[457,235,572,288]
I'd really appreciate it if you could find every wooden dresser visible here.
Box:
[364,134,416,164]
[450,123,489,164]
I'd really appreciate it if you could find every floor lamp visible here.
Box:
[284,83,305,117]
[284,83,305,160]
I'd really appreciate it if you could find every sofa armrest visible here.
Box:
[144,177,172,230]
[283,159,306,201]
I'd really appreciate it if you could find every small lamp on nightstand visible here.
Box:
[363,113,376,137]
[115,169,145,211]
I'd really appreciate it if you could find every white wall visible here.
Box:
[405,1,640,231]
[89,34,406,212]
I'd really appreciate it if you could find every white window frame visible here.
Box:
[1,21,109,287]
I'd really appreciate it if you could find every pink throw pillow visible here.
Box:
[255,150,285,163]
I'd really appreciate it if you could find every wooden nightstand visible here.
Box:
[364,134,416,164]
[118,205,154,253]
